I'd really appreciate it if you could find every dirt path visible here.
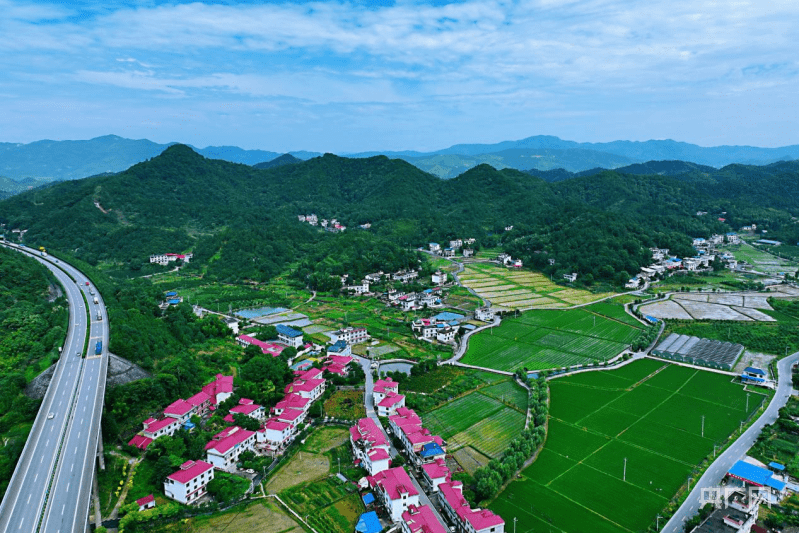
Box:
[108,456,143,520]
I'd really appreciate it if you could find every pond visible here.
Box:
[378,361,414,375]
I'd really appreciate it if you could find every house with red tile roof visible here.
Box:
[229,398,265,421]
[164,399,195,424]
[421,458,450,492]
[276,407,306,427]
[271,393,311,415]
[202,374,234,405]
[284,377,325,400]
[205,426,256,470]
[377,392,406,417]
[389,408,446,465]
[136,494,156,511]
[127,417,179,450]
[236,335,285,357]
[368,466,420,522]
[402,504,447,533]
[163,460,215,504]
[373,378,399,404]
[257,419,295,456]
[350,418,391,475]
[186,391,213,417]
[439,481,504,533]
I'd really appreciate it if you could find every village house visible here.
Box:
[377,392,406,417]
[402,505,448,533]
[203,374,234,405]
[344,279,370,295]
[284,373,326,401]
[726,233,742,245]
[443,248,455,258]
[277,324,304,348]
[563,273,578,283]
[128,417,181,450]
[163,460,215,505]
[449,239,463,249]
[429,242,441,254]
[150,253,193,266]
[436,327,456,343]
[205,426,257,470]
[271,393,311,416]
[257,419,294,456]
[439,481,505,533]
[229,398,265,421]
[373,378,400,404]
[335,326,369,344]
[462,248,474,258]
[475,307,495,322]
[368,467,420,522]
[432,271,447,284]
[236,335,285,357]
[350,418,391,475]
[221,316,239,335]
[365,272,385,283]
[421,457,451,492]
[393,270,420,283]
[136,494,156,512]
[328,339,352,357]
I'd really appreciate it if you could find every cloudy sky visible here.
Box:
[1,0,797,152]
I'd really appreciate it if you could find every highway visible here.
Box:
[0,243,109,533]
[663,351,799,532]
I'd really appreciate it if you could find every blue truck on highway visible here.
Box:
[95,341,102,356]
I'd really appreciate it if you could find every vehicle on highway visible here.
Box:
[96,310,102,321]
[85,281,90,286]
[93,296,99,304]
[95,341,102,355]
[47,412,54,420]
[76,351,80,357]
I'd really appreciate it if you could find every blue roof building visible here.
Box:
[276,324,302,337]
[744,367,766,376]
[362,492,375,505]
[419,442,446,459]
[167,299,181,305]
[355,511,381,533]
[165,291,177,297]
[769,462,786,472]
[728,461,786,492]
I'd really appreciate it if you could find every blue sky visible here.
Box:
[1,0,797,152]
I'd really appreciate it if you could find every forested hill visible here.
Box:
[1,145,797,285]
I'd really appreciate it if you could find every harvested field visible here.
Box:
[266,451,330,493]
[452,446,492,474]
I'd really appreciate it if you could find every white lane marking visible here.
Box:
[33,473,38,482]
[17,518,23,530]
[62,504,65,515]
[40,456,43,463]
[46,439,49,446]
[27,494,31,504]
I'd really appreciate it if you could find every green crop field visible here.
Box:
[490,360,766,533]
[462,307,644,371]
[422,379,528,459]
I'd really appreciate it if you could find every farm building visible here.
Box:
[652,334,744,370]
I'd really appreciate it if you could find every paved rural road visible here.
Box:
[0,243,109,533]
[356,355,449,525]
[663,351,799,532]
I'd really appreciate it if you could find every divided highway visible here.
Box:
[0,243,109,533]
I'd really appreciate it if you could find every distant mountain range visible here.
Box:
[0,134,797,185]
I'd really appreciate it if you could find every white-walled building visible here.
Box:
[164,460,215,505]
[335,326,369,344]
[277,325,304,348]
[402,504,447,533]
[368,467,420,522]
[377,393,406,417]
[350,418,392,475]
[440,481,505,533]
[258,420,295,456]
[432,271,447,284]
[229,398,265,421]
[205,426,256,470]
[475,307,495,322]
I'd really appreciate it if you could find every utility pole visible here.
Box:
[701,415,705,438]
[746,392,750,412]
[623,457,627,481]
[514,517,517,533]
[656,515,661,531]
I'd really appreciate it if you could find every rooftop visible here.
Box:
[167,460,214,484]
[368,466,419,500]
[276,324,303,338]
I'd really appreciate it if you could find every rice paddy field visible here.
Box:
[490,359,766,533]
[459,263,616,310]
[461,307,646,371]
[422,380,528,459]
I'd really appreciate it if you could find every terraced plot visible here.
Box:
[459,263,615,310]
[490,361,765,533]
[462,307,644,371]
